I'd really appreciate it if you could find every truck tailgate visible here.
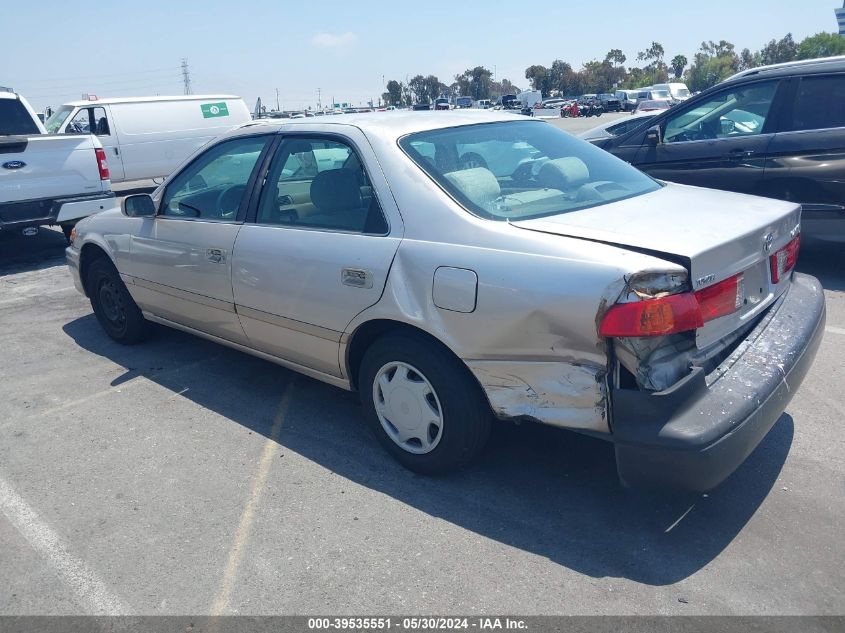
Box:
[0,134,108,204]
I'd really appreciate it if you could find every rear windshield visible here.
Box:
[399,121,660,221]
[0,99,40,135]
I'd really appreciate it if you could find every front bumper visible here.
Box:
[65,245,84,296]
[611,272,826,491]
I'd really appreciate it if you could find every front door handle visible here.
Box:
[206,248,225,264]
[726,149,755,160]
[113,147,120,156]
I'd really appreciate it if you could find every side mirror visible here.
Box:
[122,193,157,218]
[645,125,662,146]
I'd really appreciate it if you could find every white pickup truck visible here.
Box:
[1,88,114,240]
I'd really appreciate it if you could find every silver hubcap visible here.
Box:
[372,361,443,454]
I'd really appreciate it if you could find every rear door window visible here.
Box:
[255,137,388,234]
[787,74,845,132]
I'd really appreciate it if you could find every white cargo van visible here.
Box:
[650,83,691,101]
[44,95,251,183]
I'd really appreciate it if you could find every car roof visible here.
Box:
[723,55,845,84]
[61,94,240,106]
[230,110,538,143]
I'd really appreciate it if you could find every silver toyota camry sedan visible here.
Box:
[66,111,825,490]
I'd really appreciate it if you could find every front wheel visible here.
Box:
[359,333,492,474]
[87,258,149,344]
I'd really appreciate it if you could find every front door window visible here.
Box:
[160,135,270,222]
[663,81,778,143]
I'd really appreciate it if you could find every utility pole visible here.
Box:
[181,58,192,95]
[317,87,321,110]
[275,88,280,112]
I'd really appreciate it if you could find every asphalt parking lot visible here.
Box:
[1,124,843,616]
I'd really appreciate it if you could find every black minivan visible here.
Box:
[595,57,845,243]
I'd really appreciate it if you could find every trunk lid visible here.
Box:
[513,182,801,349]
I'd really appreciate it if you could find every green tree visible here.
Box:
[455,66,493,100]
[738,48,758,71]
[408,75,427,104]
[670,54,687,79]
[685,40,739,92]
[758,33,798,65]
[797,32,845,59]
[605,49,627,66]
[525,64,549,93]
[384,80,403,106]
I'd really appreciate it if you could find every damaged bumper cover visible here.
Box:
[612,272,826,491]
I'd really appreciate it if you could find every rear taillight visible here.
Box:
[696,273,745,322]
[770,234,800,283]
[95,148,110,180]
[599,272,745,338]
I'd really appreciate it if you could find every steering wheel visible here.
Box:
[215,184,246,218]
[459,152,488,170]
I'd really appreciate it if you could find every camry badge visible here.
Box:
[763,233,774,252]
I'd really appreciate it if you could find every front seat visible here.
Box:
[96,117,110,135]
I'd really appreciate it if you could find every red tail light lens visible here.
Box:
[599,272,745,338]
[599,293,703,337]
[696,273,744,322]
[95,148,110,180]
[770,234,800,283]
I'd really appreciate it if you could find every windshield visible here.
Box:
[0,98,41,135]
[44,105,73,133]
[399,121,661,221]
[651,90,670,99]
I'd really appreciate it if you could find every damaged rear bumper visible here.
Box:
[611,272,826,491]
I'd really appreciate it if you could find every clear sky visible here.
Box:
[2,0,840,112]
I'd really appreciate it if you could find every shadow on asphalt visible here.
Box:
[0,227,68,273]
[63,314,792,586]
[797,239,844,292]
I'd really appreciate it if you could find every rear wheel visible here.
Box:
[359,333,491,474]
[86,258,149,344]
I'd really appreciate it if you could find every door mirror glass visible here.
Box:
[645,125,662,145]
[122,193,156,217]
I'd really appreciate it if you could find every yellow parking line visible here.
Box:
[210,378,295,617]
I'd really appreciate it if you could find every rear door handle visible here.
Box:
[113,147,119,156]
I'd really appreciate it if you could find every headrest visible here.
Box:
[310,168,362,213]
[443,168,500,207]
[537,157,589,191]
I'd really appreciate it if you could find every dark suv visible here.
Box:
[597,57,845,243]
[598,93,621,112]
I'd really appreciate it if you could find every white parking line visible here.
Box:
[0,474,131,615]
[826,326,845,337]
[210,378,295,617]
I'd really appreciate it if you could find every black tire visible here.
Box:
[86,258,149,344]
[359,332,492,475]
